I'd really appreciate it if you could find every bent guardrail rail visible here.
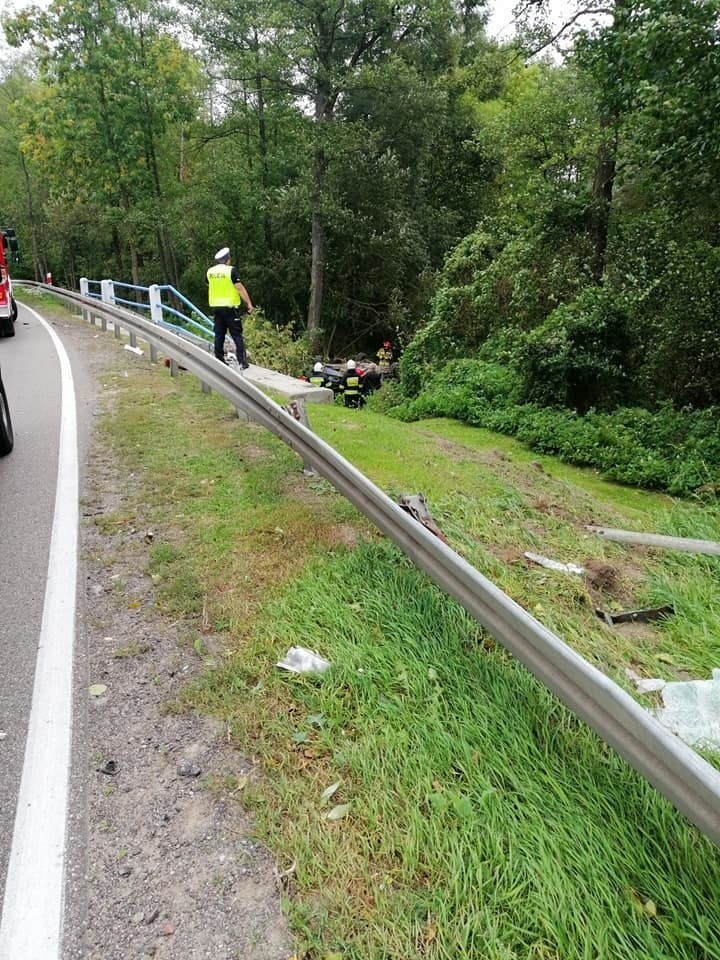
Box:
[17,280,720,846]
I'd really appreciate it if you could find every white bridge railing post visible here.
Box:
[100,279,115,335]
[148,285,162,362]
[79,277,90,325]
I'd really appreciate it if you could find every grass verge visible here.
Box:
[90,329,720,959]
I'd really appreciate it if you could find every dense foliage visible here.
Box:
[1,0,719,490]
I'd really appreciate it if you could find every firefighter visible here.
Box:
[207,246,254,367]
[309,361,326,387]
[377,340,393,366]
[343,359,363,408]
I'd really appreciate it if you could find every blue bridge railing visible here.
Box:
[79,277,213,344]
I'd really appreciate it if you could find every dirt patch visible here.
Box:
[528,496,581,525]
[53,311,292,960]
[584,559,619,593]
[583,557,648,608]
[325,523,363,549]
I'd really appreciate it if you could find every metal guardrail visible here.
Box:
[18,281,720,845]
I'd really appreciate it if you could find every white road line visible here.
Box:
[0,306,78,960]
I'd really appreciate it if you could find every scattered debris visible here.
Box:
[89,683,108,697]
[626,672,667,694]
[319,781,341,805]
[596,605,674,627]
[655,669,720,749]
[586,525,720,557]
[399,493,448,543]
[176,760,202,778]
[276,646,331,674]
[0,732,6,741]
[123,344,144,356]
[323,803,351,821]
[162,357,187,371]
[272,859,297,891]
[524,551,584,575]
[98,759,119,775]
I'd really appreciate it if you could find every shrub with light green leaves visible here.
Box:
[243,309,309,376]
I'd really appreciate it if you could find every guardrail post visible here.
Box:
[170,359,179,377]
[286,399,317,475]
[79,277,90,324]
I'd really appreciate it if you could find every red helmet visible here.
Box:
[383,341,391,348]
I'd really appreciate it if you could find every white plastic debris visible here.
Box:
[276,646,331,675]
[655,669,720,749]
[524,551,585,575]
[625,666,666,693]
[123,344,144,356]
[635,678,666,694]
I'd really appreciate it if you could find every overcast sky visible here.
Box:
[2,0,569,65]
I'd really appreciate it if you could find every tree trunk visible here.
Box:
[112,226,124,277]
[20,154,42,281]
[589,122,617,283]
[308,174,326,353]
[307,83,330,353]
[255,62,272,251]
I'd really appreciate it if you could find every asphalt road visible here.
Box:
[0,299,96,956]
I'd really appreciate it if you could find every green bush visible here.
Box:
[515,286,632,413]
[243,310,309,377]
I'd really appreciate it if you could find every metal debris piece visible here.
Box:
[398,493,448,543]
[524,551,584,575]
[586,525,720,557]
[595,604,674,627]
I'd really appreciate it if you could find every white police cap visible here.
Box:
[214,246,230,261]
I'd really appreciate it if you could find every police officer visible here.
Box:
[207,246,254,368]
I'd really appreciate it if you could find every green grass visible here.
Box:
[86,327,720,959]
[189,542,720,959]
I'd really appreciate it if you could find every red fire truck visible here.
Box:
[0,227,19,338]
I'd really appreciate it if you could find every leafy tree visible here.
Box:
[193,0,490,352]
[5,0,200,285]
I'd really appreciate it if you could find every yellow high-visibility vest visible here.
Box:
[207,263,241,307]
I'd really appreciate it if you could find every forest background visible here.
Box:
[1,0,719,495]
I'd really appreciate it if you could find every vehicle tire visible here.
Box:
[0,379,14,455]
[11,298,18,322]
[0,308,15,338]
